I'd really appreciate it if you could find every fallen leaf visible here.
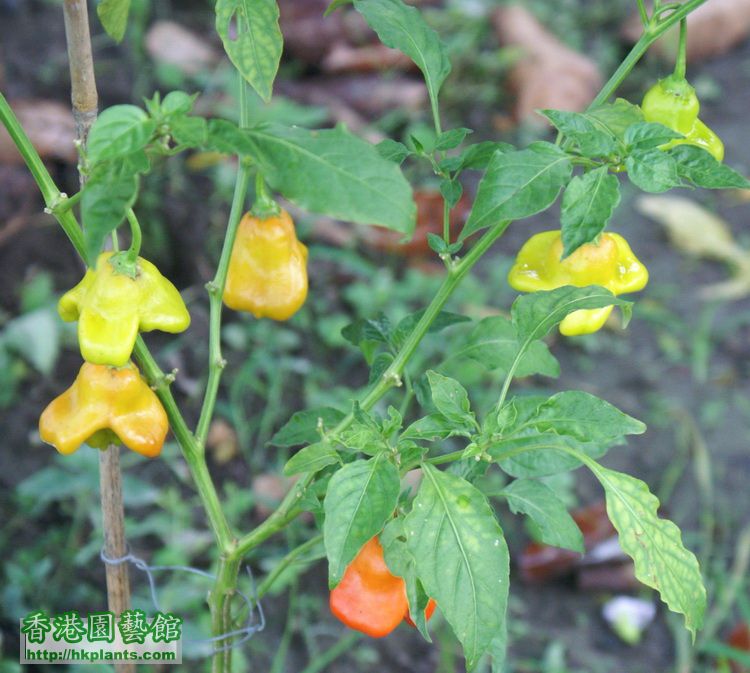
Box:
[492,5,601,124]
[206,418,238,465]
[145,21,220,77]
[637,195,750,300]
[623,0,750,63]
[0,100,76,164]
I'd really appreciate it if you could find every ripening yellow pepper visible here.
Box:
[59,252,190,367]
[508,231,649,336]
[39,362,168,457]
[223,209,308,320]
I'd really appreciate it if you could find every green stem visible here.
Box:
[125,208,142,262]
[210,554,242,673]
[299,632,362,673]
[0,93,87,262]
[586,0,709,110]
[442,198,451,243]
[251,171,280,218]
[195,75,253,447]
[637,0,649,25]
[674,18,688,79]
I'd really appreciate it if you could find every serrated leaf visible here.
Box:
[458,315,559,378]
[626,150,683,193]
[270,407,346,447]
[353,0,451,114]
[207,120,416,234]
[96,0,131,42]
[404,464,509,669]
[86,105,155,166]
[502,479,584,552]
[668,145,750,190]
[283,441,340,476]
[215,0,282,102]
[324,456,400,586]
[588,463,706,636]
[462,143,572,240]
[560,167,621,257]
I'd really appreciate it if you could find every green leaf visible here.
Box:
[586,98,644,140]
[170,116,208,147]
[323,455,400,586]
[426,371,475,429]
[440,178,463,208]
[376,138,411,164]
[539,109,617,157]
[560,167,621,257]
[207,120,416,234]
[96,0,131,42]
[512,285,633,344]
[391,310,469,350]
[86,105,155,165]
[401,414,464,442]
[270,407,346,447]
[215,0,282,102]
[337,404,391,455]
[160,91,196,117]
[368,352,394,385]
[490,431,610,478]
[283,441,340,476]
[404,464,510,669]
[353,0,451,114]
[624,122,683,151]
[523,390,645,444]
[325,0,353,15]
[436,127,472,151]
[501,479,584,552]
[342,313,392,349]
[81,165,139,261]
[461,142,572,240]
[668,145,750,190]
[459,316,559,378]
[3,308,61,375]
[587,463,706,636]
[626,150,683,193]
[488,626,509,673]
[440,141,513,173]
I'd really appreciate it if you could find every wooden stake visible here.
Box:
[61,3,135,672]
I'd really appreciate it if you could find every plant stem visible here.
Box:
[210,554,242,673]
[125,208,142,261]
[587,0,709,110]
[299,632,362,673]
[674,18,688,79]
[0,94,87,262]
[636,0,649,26]
[195,74,253,447]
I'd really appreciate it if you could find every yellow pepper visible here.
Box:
[223,209,308,321]
[508,231,648,336]
[39,362,168,457]
[59,252,191,367]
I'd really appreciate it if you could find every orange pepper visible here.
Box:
[39,362,168,458]
[330,536,436,637]
[223,209,308,320]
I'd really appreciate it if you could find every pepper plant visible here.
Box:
[2,0,749,671]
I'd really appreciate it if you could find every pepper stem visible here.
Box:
[251,171,281,218]
[125,208,143,261]
[674,18,688,80]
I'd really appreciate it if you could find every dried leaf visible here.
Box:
[493,5,601,124]
[637,195,750,300]
[145,21,219,77]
